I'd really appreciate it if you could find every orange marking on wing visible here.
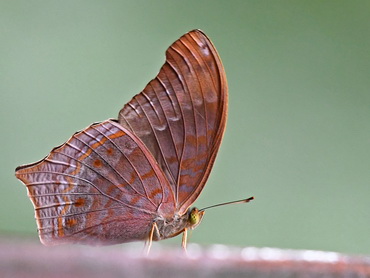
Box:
[117,183,126,190]
[75,135,108,162]
[76,139,106,163]
[167,156,178,164]
[128,171,136,184]
[185,134,207,148]
[180,150,207,170]
[181,158,193,169]
[61,176,75,194]
[141,168,155,180]
[70,162,82,177]
[197,135,207,145]
[57,217,64,237]
[186,135,197,145]
[193,163,207,173]
[86,209,94,228]
[90,137,108,150]
[192,152,208,172]
[106,147,114,156]
[57,194,71,237]
[106,184,116,198]
[149,188,162,199]
[130,195,142,206]
[77,130,125,162]
[93,159,103,168]
[108,130,126,139]
[66,218,78,227]
[74,197,85,207]
[45,126,127,238]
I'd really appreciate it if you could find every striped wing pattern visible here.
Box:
[15,120,174,245]
[15,30,228,245]
[119,30,228,214]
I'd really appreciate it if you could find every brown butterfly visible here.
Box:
[15,30,253,251]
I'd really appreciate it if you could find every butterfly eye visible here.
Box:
[189,208,204,227]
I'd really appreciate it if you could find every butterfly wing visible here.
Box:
[15,120,175,245]
[118,30,228,214]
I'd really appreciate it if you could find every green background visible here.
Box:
[1,1,369,255]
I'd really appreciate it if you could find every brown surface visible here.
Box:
[1,239,369,278]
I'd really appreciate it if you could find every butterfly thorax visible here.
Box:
[153,207,205,241]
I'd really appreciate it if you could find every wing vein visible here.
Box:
[148,81,178,183]
[98,122,159,206]
[132,95,169,204]
[20,170,156,214]
[80,127,147,197]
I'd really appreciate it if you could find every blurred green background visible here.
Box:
[1,1,369,255]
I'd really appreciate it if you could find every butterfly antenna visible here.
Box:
[199,196,254,211]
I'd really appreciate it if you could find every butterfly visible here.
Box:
[15,30,253,251]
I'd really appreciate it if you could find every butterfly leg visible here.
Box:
[146,222,159,255]
[181,228,188,252]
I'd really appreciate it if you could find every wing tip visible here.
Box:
[181,29,210,44]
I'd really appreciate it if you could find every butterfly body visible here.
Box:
[152,207,204,241]
[15,29,227,248]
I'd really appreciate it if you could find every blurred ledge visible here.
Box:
[1,237,369,278]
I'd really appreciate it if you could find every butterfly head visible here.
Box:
[188,207,205,229]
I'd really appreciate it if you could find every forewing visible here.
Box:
[118,30,228,214]
[15,120,175,245]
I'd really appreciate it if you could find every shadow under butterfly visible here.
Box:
[15,30,254,252]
